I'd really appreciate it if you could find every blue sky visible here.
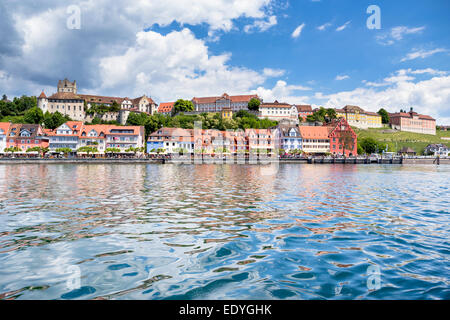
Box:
[0,0,449,123]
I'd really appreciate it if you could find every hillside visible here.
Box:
[354,126,450,155]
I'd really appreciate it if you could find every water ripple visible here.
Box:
[0,164,448,299]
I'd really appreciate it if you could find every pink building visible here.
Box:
[389,108,436,135]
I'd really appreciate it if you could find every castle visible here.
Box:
[37,79,157,125]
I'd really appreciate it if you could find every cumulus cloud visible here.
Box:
[319,70,450,124]
[252,80,311,103]
[98,29,265,100]
[263,68,286,77]
[291,23,306,38]
[0,0,274,97]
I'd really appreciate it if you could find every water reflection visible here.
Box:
[0,164,448,300]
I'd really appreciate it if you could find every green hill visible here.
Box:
[354,126,450,155]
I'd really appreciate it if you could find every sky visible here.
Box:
[0,0,449,124]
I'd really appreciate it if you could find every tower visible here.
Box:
[57,78,77,94]
[37,91,48,113]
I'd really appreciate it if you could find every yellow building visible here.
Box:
[335,105,382,129]
[221,107,233,120]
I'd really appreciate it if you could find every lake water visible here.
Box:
[0,163,448,300]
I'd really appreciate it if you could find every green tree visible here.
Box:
[325,108,337,122]
[24,107,44,124]
[360,137,379,154]
[77,146,98,155]
[106,147,121,153]
[172,99,195,116]
[378,108,390,124]
[43,111,71,130]
[248,98,261,111]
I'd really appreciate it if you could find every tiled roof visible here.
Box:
[192,94,259,104]
[0,122,11,135]
[390,112,435,121]
[38,91,47,99]
[47,92,83,100]
[132,96,156,105]
[158,102,174,113]
[260,101,292,108]
[296,105,313,112]
[78,94,124,105]
[8,124,43,139]
[298,126,330,139]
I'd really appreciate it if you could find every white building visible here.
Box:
[47,121,82,152]
[0,122,11,153]
[298,126,331,154]
[259,101,299,123]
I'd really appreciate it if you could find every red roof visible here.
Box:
[390,112,435,121]
[0,122,11,135]
[38,91,47,99]
[192,93,259,104]
[260,101,292,108]
[158,102,174,113]
[296,105,312,112]
[298,126,330,139]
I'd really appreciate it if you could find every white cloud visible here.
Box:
[335,75,350,81]
[400,48,447,62]
[317,22,332,31]
[391,26,425,40]
[318,71,450,124]
[376,26,426,45]
[244,15,277,33]
[263,68,286,77]
[291,23,306,38]
[98,29,266,100]
[252,80,311,103]
[336,21,351,32]
[409,68,447,76]
[0,0,275,97]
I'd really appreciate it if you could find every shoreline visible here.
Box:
[0,157,448,165]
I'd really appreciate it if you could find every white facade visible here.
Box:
[280,127,302,152]
[49,123,79,151]
[259,104,299,123]
[301,139,330,154]
[0,130,7,153]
